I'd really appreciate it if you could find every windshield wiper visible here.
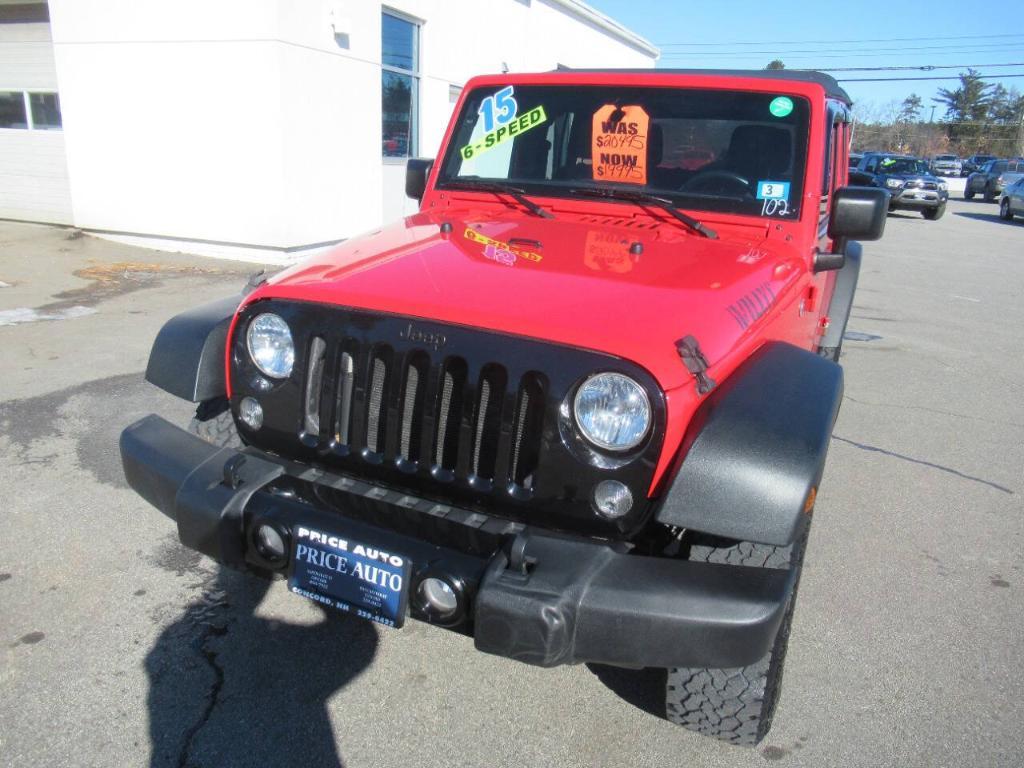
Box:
[444,180,554,219]
[567,186,717,239]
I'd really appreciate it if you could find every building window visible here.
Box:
[0,92,29,129]
[30,93,62,130]
[381,10,418,158]
[0,91,62,130]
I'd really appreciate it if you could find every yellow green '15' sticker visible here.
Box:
[461,106,548,160]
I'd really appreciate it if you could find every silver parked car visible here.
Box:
[930,154,962,177]
[999,178,1024,222]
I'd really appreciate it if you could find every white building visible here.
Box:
[0,0,656,261]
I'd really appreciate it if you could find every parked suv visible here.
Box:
[930,154,961,177]
[853,153,948,219]
[961,154,996,176]
[120,70,888,748]
[965,159,1024,201]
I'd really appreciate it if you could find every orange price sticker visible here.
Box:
[591,104,649,185]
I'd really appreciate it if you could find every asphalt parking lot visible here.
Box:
[2,199,1023,767]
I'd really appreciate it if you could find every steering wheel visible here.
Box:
[681,170,753,197]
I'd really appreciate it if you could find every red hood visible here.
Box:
[250,209,805,392]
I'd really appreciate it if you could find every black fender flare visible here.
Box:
[654,341,843,546]
[819,240,862,351]
[144,294,242,402]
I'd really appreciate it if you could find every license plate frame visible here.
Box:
[288,524,411,628]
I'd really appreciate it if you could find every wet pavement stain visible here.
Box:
[991,576,1010,588]
[13,631,45,646]
[844,330,884,342]
[150,536,205,578]
[0,573,11,582]
[134,588,147,596]
[46,261,231,312]
[762,745,789,760]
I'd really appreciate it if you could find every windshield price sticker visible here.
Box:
[460,102,548,161]
[592,104,650,185]
[756,181,790,200]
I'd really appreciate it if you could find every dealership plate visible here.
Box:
[288,524,410,628]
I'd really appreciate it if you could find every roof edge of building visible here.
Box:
[544,0,659,60]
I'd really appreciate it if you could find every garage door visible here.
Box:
[0,3,72,224]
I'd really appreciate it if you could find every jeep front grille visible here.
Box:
[298,335,545,493]
[230,300,666,535]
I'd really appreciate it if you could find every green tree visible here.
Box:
[933,69,993,122]
[898,93,923,123]
[765,59,785,70]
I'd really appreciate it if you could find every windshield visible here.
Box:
[935,155,957,161]
[438,85,811,220]
[877,157,929,174]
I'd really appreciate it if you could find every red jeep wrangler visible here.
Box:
[121,69,887,746]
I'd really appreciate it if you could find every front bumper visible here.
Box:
[120,414,795,670]
[890,188,947,209]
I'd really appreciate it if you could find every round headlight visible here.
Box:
[573,373,651,452]
[246,313,294,379]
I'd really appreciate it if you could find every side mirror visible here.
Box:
[814,186,890,273]
[405,158,434,202]
[829,186,889,241]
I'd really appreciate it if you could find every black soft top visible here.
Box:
[554,67,851,104]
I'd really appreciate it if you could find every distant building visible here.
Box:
[0,0,657,260]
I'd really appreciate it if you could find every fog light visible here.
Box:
[593,480,633,519]
[417,577,458,618]
[239,397,263,430]
[254,524,286,562]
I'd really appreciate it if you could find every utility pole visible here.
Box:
[1017,112,1024,158]
[929,106,936,123]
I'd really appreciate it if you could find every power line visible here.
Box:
[814,62,1024,73]
[660,42,1024,58]
[835,73,1024,82]
[656,33,1024,47]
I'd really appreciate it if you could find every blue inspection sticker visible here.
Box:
[756,181,790,200]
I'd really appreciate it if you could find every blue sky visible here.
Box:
[588,0,1024,116]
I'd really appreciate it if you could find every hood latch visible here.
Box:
[676,335,716,395]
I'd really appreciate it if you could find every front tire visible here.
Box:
[188,407,241,448]
[984,184,997,203]
[664,527,810,747]
[923,203,945,220]
[1000,199,1014,221]
[963,187,975,200]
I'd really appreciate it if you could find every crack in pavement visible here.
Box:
[831,435,1014,495]
[843,395,1024,430]
[178,623,228,768]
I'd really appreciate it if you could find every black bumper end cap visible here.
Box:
[474,533,795,671]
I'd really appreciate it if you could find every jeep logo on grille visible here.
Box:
[399,323,447,350]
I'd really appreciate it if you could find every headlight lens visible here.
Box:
[938,181,948,191]
[246,313,294,379]
[885,178,903,189]
[573,373,651,452]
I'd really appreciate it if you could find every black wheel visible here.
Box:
[923,203,945,221]
[1000,199,1014,221]
[664,526,811,747]
[188,407,241,448]
[963,187,974,200]
[984,184,997,203]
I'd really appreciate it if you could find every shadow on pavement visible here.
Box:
[586,664,667,719]
[146,565,378,768]
[954,211,1021,225]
